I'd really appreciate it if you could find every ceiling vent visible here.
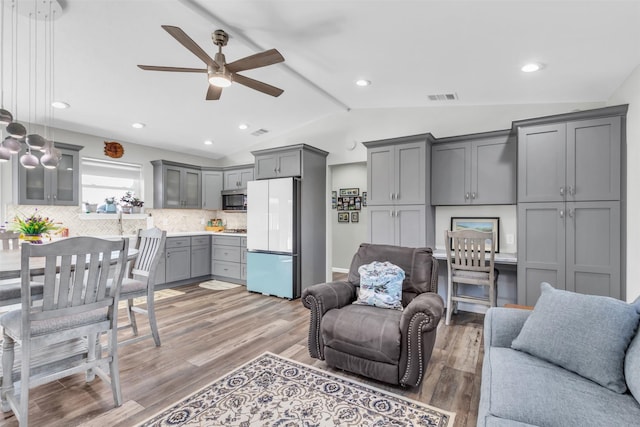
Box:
[251,128,269,136]
[427,93,458,101]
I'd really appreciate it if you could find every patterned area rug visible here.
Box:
[138,352,455,426]
[198,280,241,291]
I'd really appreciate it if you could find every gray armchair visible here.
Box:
[302,243,443,387]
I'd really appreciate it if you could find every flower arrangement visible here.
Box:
[120,191,144,207]
[10,210,59,235]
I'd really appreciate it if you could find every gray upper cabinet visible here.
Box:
[14,143,82,206]
[202,170,223,210]
[223,167,253,190]
[152,160,201,209]
[363,134,434,247]
[518,116,621,203]
[431,131,515,205]
[254,149,301,179]
[367,140,425,206]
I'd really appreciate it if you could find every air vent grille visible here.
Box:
[427,93,458,101]
[251,128,269,136]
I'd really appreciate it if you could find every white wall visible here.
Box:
[0,124,223,222]
[330,162,367,271]
[608,63,640,302]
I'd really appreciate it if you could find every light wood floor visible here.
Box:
[0,282,484,427]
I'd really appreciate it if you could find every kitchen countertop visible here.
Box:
[166,231,247,237]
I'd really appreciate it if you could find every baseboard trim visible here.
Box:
[332,267,349,274]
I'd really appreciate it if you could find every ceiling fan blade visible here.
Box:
[206,84,223,100]
[161,25,218,70]
[233,73,284,97]
[138,65,207,73]
[226,49,284,73]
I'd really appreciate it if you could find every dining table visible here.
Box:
[0,245,139,307]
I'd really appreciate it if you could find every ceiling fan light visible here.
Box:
[26,134,47,151]
[0,108,13,125]
[6,122,26,139]
[3,136,22,154]
[20,152,39,169]
[209,73,232,88]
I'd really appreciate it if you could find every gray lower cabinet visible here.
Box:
[165,237,191,283]
[14,143,82,206]
[431,132,516,205]
[517,201,621,305]
[212,235,246,283]
[367,205,426,248]
[517,116,621,203]
[190,235,211,277]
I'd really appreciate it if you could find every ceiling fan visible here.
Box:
[138,25,285,100]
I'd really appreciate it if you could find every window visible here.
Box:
[81,157,142,205]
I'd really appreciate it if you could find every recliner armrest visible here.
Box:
[400,292,444,334]
[301,281,356,360]
[301,281,356,314]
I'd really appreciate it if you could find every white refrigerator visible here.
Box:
[246,177,301,298]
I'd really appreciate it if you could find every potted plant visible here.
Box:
[120,191,144,213]
[10,209,59,244]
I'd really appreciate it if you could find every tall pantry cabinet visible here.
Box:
[363,134,435,248]
[516,105,627,305]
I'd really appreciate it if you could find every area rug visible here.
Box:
[198,280,241,291]
[137,352,455,427]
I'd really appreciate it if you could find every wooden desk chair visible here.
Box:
[0,237,129,425]
[119,227,167,347]
[444,229,497,325]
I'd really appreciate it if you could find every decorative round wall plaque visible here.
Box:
[104,141,124,158]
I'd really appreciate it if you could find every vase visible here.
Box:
[21,234,43,244]
[122,206,132,214]
[132,206,142,214]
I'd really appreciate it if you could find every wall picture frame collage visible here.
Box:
[332,188,365,223]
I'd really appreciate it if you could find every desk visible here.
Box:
[433,249,518,311]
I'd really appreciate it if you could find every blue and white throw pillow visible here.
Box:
[353,261,405,311]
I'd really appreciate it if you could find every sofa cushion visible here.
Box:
[511,282,640,393]
[353,261,404,310]
[626,319,640,402]
[483,347,640,426]
[321,304,402,364]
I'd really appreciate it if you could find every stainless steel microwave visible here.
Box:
[222,189,247,211]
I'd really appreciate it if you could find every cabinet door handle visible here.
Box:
[568,208,575,218]
[568,186,575,196]
[465,192,470,200]
[274,168,278,173]
[389,210,394,217]
[389,192,394,200]
[559,210,564,218]
[560,186,565,197]
[471,192,477,199]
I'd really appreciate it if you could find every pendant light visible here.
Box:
[40,138,57,168]
[0,142,10,162]
[20,146,38,168]
[2,135,20,153]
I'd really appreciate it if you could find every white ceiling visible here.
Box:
[2,0,640,161]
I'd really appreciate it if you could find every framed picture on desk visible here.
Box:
[450,217,500,253]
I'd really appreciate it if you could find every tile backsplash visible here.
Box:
[4,205,247,237]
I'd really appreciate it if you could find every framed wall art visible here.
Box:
[339,188,359,197]
[338,212,350,223]
[351,212,359,223]
[450,217,500,253]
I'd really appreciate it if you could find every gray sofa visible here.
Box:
[478,298,640,426]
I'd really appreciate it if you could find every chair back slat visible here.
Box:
[22,237,129,317]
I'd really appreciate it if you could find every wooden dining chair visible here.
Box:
[0,231,20,251]
[0,237,129,426]
[444,229,497,325]
[118,227,167,347]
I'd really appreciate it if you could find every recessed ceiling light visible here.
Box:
[238,123,249,130]
[355,79,371,87]
[521,63,543,73]
[132,122,146,129]
[204,140,213,145]
[51,101,70,109]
